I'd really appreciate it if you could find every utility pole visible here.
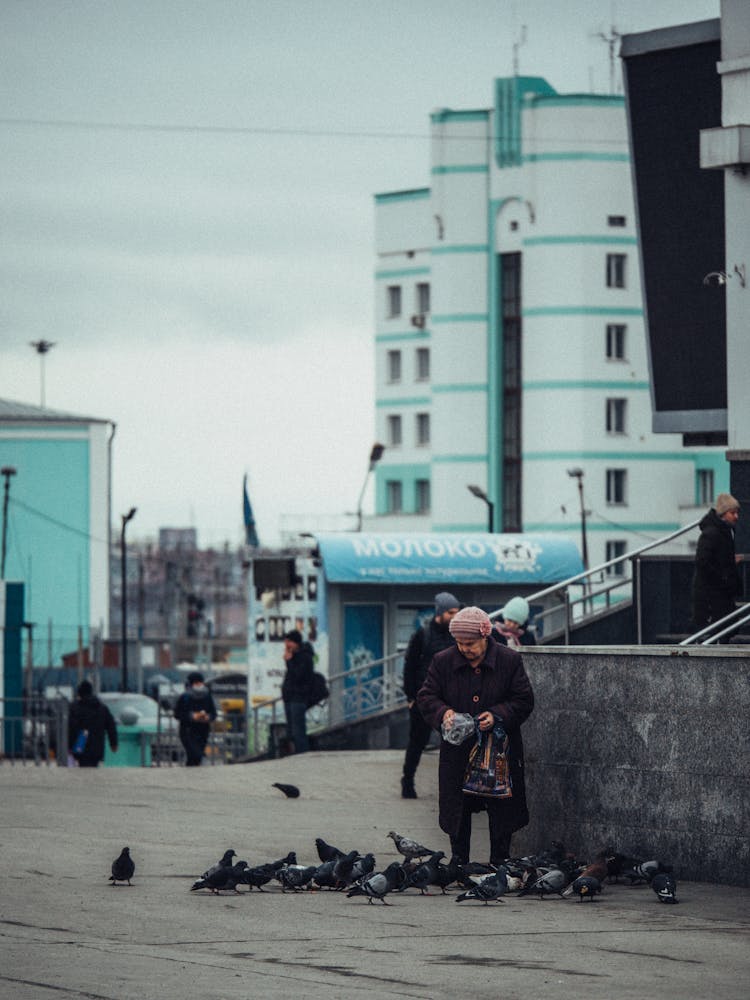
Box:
[120,507,137,692]
[29,340,56,408]
[1,466,17,578]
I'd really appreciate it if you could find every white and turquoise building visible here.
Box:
[372,76,728,571]
[0,399,113,666]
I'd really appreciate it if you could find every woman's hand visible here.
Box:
[442,708,456,729]
[477,711,494,731]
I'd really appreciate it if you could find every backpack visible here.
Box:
[306,671,329,708]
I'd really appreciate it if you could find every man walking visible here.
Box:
[400,592,460,798]
[692,493,743,632]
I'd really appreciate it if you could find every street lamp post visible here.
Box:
[120,507,137,692]
[1,466,17,579]
[567,468,589,571]
[29,340,56,408]
[356,443,385,531]
[467,484,494,532]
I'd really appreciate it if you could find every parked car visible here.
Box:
[99,693,182,765]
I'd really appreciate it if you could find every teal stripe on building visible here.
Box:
[523,380,650,391]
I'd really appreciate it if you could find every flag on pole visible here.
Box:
[243,474,260,548]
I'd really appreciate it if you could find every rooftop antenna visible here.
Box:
[512,24,527,77]
[29,339,56,408]
[595,25,622,94]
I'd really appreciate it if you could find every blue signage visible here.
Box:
[315,533,582,585]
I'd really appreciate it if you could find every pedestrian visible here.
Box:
[68,680,118,768]
[493,596,537,650]
[400,591,461,799]
[174,671,217,766]
[281,629,314,754]
[417,606,534,866]
[692,493,743,633]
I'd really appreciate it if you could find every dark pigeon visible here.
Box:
[241,864,276,892]
[311,859,339,889]
[387,830,435,861]
[651,872,678,903]
[401,851,446,895]
[456,869,508,904]
[333,850,361,890]
[109,847,135,886]
[433,855,461,895]
[570,875,603,901]
[315,837,345,863]
[347,862,403,905]
[272,782,300,798]
[350,853,376,884]
[200,849,236,881]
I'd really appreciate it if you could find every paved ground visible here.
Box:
[1,750,748,1000]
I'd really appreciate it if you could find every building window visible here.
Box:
[387,414,402,447]
[697,468,714,506]
[416,282,430,315]
[606,540,627,575]
[416,479,431,514]
[415,346,430,381]
[387,285,402,318]
[606,253,626,288]
[416,412,430,446]
[606,323,627,360]
[606,398,627,434]
[606,468,627,505]
[387,349,401,383]
[607,215,626,227]
[386,480,403,513]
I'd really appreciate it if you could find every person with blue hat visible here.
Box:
[400,591,461,798]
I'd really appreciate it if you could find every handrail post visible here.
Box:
[635,555,643,645]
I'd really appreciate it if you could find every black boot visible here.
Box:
[401,776,417,799]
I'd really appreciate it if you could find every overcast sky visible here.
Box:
[0,0,719,547]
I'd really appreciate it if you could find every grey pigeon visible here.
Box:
[623,859,673,885]
[350,853,376,883]
[651,872,678,903]
[272,782,300,798]
[191,864,240,894]
[332,850,361,890]
[347,862,403,905]
[277,864,318,892]
[387,830,435,861]
[456,869,508,904]
[241,863,276,891]
[200,849,236,881]
[109,847,135,886]
[311,859,339,889]
[518,866,568,899]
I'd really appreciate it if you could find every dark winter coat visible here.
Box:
[402,616,456,701]
[281,641,315,703]
[174,686,217,738]
[68,695,118,766]
[692,508,741,624]
[417,641,534,839]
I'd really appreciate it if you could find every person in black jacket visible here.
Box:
[68,680,118,767]
[281,629,314,754]
[174,671,217,766]
[400,592,461,798]
[692,493,742,632]
[493,596,537,650]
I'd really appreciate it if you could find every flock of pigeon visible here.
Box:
[111,831,677,906]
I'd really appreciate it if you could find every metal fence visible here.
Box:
[0,695,68,765]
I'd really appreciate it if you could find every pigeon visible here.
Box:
[272,782,300,798]
[518,866,569,899]
[562,853,608,897]
[651,872,678,903]
[570,875,603,901]
[401,851,447,895]
[333,850,362,890]
[191,862,246,895]
[311,859,339,889]
[241,863,276,892]
[623,859,674,885]
[350,853,376,884]
[277,864,318,892]
[200,849,236,881]
[347,862,404,905]
[109,847,135,886]
[315,837,345,863]
[456,870,508,904]
[433,856,461,894]
[387,830,435,861]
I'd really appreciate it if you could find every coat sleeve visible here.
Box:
[402,628,423,701]
[104,706,118,751]
[487,650,534,732]
[416,657,449,730]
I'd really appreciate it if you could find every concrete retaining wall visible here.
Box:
[517,646,749,887]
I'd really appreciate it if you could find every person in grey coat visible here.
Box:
[417,606,534,865]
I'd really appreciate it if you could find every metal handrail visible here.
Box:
[679,601,750,645]
[491,517,702,644]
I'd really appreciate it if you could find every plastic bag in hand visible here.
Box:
[441,712,476,745]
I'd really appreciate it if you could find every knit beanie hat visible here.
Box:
[715,493,740,516]
[449,606,493,640]
[501,596,530,626]
[434,591,460,616]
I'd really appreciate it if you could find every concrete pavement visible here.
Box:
[1,750,748,1000]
